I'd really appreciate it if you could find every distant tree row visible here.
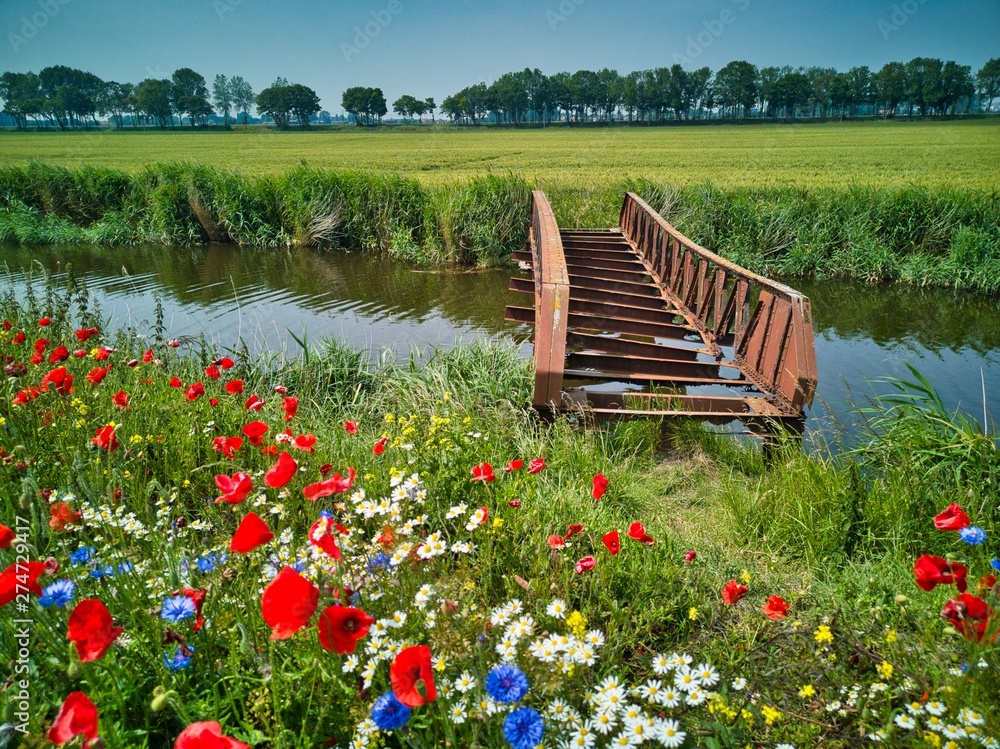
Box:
[438,57,1000,124]
[0,66,322,129]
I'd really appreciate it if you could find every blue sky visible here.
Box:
[3,0,997,113]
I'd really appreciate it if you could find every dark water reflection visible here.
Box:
[1,244,997,434]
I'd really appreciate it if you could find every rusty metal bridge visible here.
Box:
[505,192,818,431]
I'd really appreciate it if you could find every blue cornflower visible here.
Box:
[319,509,334,519]
[117,562,133,575]
[70,546,95,565]
[503,707,544,749]
[959,526,987,545]
[486,664,529,704]
[90,565,115,579]
[992,558,1000,572]
[38,579,76,608]
[161,595,197,623]
[196,553,218,573]
[163,646,193,671]
[370,692,411,731]
[368,553,390,573]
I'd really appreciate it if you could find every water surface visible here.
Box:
[2,244,997,434]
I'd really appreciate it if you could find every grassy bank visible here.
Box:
[2,162,1000,292]
[1,281,998,748]
[1,120,997,189]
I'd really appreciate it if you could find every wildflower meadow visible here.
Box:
[1,279,998,749]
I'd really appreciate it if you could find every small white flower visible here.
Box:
[731,677,747,691]
[925,701,947,717]
[868,729,886,742]
[546,598,567,619]
[894,714,917,730]
[454,672,477,693]
[655,718,686,748]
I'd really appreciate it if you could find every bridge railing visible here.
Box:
[529,190,570,410]
[619,192,818,412]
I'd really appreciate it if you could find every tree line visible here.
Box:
[438,57,1000,124]
[0,66,322,129]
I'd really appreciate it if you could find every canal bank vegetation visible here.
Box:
[1,279,998,747]
[1,162,1000,292]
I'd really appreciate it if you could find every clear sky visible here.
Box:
[2,0,997,114]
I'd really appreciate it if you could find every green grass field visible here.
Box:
[2,119,999,189]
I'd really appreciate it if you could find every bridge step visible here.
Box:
[563,368,752,388]
[566,352,728,380]
[567,332,708,360]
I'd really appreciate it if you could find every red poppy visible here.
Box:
[204,365,220,381]
[261,566,319,640]
[547,534,565,549]
[214,472,253,504]
[12,385,41,405]
[508,499,521,508]
[225,379,244,394]
[75,328,97,342]
[67,598,123,662]
[185,383,205,401]
[390,644,437,707]
[85,366,111,386]
[308,517,345,559]
[38,316,52,326]
[47,691,99,747]
[174,721,249,749]
[941,592,995,643]
[211,436,243,460]
[73,349,86,358]
[48,344,69,363]
[94,347,113,361]
[291,433,317,452]
[242,421,269,445]
[40,366,73,395]
[245,394,265,411]
[373,436,389,455]
[12,330,26,344]
[627,522,656,545]
[265,451,298,488]
[169,376,182,388]
[343,420,358,434]
[592,473,609,500]
[980,574,998,594]
[217,357,235,370]
[761,595,790,620]
[471,461,496,483]
[142,348,155,363]
[319,463,333,476]
[229,513,274,553]
[49,502,81,531]
[914,554,968,593]
[684,550,697,563]
[282,396,298,421]
[274,385,287,394]
[318,605,375,654]
[90,424,119,452]
[934,503,971,531]
[0,524,15,549]
[564,523,583,540]
[575,556,596,574]
[112,390,130,409]
[722,579,750,606]
[504,459,523,472]
[602,530,620,555]
[209,398,219,408]
[178,588,207,632]
[527,457,546,474]
[303,467,356,501]
[1,560,46,607]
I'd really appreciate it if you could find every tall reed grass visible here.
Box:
[2,162,998,291]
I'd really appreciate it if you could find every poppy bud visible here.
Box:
[127,359,139,367]
[67,660,82,678]
[150,687,173,712]
[894,594,908,604]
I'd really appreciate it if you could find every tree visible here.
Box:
[424,97,435,123]
[938,61,974,114]
[393,94,422,122]
[0,71,41,128]
[171,67,212,126]
[713,60,758,118]
[212,74,233,126]
[977,58,1000,112]
[97,81,130,130]
[229,76,255,125]
[341,86,387,126]
[874,62,906,117]
[845,66,872,116]
[286,83,321,127]
[770,71,812,118]
[440,94,462,123]
[904,57,943,115]
[256,85,292,129]
[136,78,173,127]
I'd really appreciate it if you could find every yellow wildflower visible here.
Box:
[876,661,894,679]
[566,611,587,637]
[741,569,751,584]
[798,684,815,698]
[384,413,395,423]
[924,732,942,747]
[813,625,834,644]
[492,517,503,529]
[885,628,897,644]
[688,607,699,621]
[761,705,781,726]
